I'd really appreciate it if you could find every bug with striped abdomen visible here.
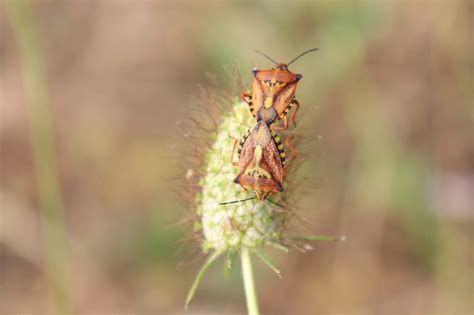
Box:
[231,121,286,201]
[241,48,318,131]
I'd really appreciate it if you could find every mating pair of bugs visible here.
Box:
[225,48,318,204]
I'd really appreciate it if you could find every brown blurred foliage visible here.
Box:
[1,1,473,314]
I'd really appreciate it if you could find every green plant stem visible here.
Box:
[185,249,224,308]
[241,247,260,315]
[5,1,70,313]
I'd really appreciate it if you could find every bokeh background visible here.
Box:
[1,0,473,314]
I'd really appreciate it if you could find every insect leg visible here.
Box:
[230,138,239,166]
[270,115,289,131]
[289,99,301,127]
[240,92,255,116]
[240,92,253,109]
[284,135,298,160]
[241,92,252,105]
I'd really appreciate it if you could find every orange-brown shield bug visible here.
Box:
[229,121,286,201]
[241,48,318,130]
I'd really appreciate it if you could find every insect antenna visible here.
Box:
[254,50,278,65]
[265,198,284,208]
[287,48,319,66]
[219,196,257,206]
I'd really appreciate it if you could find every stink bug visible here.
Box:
[231,121,286,201]
[241,48,318,131]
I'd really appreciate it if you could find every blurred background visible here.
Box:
[1,0,473,314]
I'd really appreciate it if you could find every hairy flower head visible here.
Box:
[195,99,285,252]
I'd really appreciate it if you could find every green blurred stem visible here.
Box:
[241,248,260,315]
[5,1,70,313]
[185,249,224,308]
